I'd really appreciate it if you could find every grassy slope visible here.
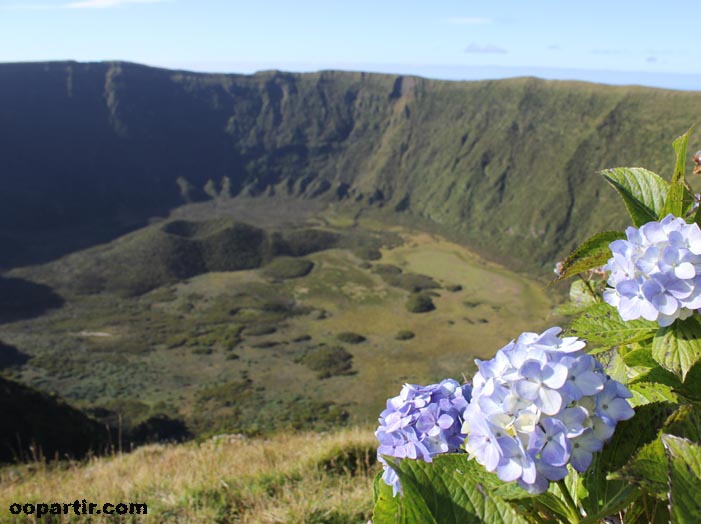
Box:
[1,219,557,435]
[0,427,379,524]
[1,62,701,272]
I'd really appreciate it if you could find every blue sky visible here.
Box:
[1,0,699,90]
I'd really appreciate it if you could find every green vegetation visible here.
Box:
[0,222,556,444]
[372,264,440,292]
[395,330,415,340]
[405,292,436,313]
[3,62,701,276]
[296,345,355,379]
[262,256,315,280]
[0,376,109,463]
[0,428,379,523]
[335,332,366,344]
[19,219,337,297]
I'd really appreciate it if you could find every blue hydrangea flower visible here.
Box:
[462,327,633,494]
[604,214,701,326]
[375,379,472,496]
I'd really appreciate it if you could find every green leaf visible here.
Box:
[555,230,624,281]
[569,280,598,309]
[615,405,701,502]
[662,434,701,523]
[373,471,405,524]
[388,455,530,524]
[627,358,684,390]
[529,491,577,523]
[628,381,679,407]
[578,484,640,524]
[568,302,657,352]
[601,167,669,226]
[664,404,701,442]
[662,128,693,219]
[651,316,701,380]
[583,402,672,511]
[675,360,701,401]
[623,346,658,367]
[615,438,668,498]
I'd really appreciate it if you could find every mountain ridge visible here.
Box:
[2,60,700,273]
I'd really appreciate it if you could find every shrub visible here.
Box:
[262,257,314,279]
[405,293,435,313]
[336,332,366,344]
[395,330,415,340]
[296,345,355,379]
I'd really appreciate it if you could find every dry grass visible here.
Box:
[0,428,379,523]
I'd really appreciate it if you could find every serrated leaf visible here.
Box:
[652,316,701,380]
[568,302,657,352]
[616,405,701,502]
[623,347,658,367]
[601,167,669,226]
[614,438,668,498]
[388,455,530,524]
[662,128,693,219]
[556,230,624,281]
[662,434,701,523]
[628,381,679,407]
[581,403,671,516]
[675,360,701,401]
[664,404,701,442]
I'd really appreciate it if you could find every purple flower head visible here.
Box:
[604,215,701,326]
[376,378,472,496]
[463,327,633,494]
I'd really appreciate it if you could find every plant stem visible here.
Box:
[557,479,582,523]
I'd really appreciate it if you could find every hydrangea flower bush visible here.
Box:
[375,379,471,495]
[463,327,633,494]
[603,214,701,326]
[372,130,701,524]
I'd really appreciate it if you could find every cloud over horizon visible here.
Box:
[64,0,166,8]
[447,16,492,25]
[465,43,507,54]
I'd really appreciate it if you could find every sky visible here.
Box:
[0,0,700,90]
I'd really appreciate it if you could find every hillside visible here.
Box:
[1,222,556,439]
[2,61,700,273]
[0,427,379,523]
[0,375,109,463]
[21,217,342,297]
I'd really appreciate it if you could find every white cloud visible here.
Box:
[447,16,492,25]
[64,0,166,8]
[465,43,507,54]
[590,48,627,55]
[0,3,59,10]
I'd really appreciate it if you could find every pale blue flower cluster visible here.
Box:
[376,379,472,495]
[462,327,634,494]
[603,214,701,326]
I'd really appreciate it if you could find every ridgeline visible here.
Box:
[2,61,700,273]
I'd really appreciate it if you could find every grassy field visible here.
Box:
[0,427,379,523]
[0,212,558,441]
[0,208,562,522]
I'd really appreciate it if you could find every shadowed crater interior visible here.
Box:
[0,277,64,323]
[0,341,30,369]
